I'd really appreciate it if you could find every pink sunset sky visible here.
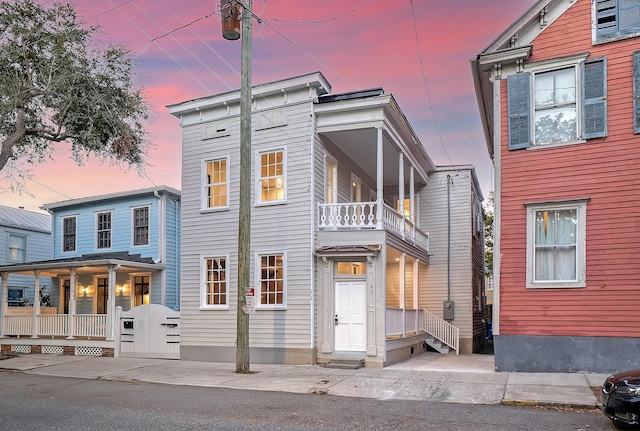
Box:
[1,0,535,213]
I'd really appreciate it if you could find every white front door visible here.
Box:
[335,281,366,351]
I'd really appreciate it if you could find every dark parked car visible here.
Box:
[602,368,640,429]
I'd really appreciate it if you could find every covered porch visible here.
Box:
[0,252,164,355]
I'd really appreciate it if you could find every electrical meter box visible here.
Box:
[443,301,455,320]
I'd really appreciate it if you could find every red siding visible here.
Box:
[499,0,640,338]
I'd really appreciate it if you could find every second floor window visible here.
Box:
[7,233,26,262]
[259,150,285,203]
[63,216,77,252]
[97,212,112,249]
[204,158,228,209]
[133,207,149,246]
[534,67,577,145]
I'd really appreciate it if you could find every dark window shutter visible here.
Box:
[507,72,531,150]
[634,51,640,134]
[619,0,640,36]
[596,0,618,40]
[582,58,607,139]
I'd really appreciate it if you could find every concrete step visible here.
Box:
[325,358,365,369]
[425,337,452,355]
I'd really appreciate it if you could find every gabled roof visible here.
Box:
[41,185,180,211]
[471,0,576,158]
[0,205,51,233]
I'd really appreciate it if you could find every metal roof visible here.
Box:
[0,205,51,233]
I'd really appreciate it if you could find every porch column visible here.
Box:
[31,270,40,339]
[106,265,118,341]
[398,153,405,225]
[399,253,406,337]
[409,166,415,224]
[0,272,7,337]
[67,268,76,339]
[413,259,419,334]
[376,127,384,229]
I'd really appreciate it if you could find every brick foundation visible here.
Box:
[30,345,42,354]
[63,346,75,356]
[1,344,11,353]
[101,348,114,357]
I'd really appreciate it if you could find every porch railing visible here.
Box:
[385,307,420,337]
[422,309,459,354]
[318,202,429,252]
[3,314,108,338]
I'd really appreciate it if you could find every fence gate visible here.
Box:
[117,304,179,359]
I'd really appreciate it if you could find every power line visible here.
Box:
[266,0,374,24]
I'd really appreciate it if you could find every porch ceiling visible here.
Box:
[322,129,415,188]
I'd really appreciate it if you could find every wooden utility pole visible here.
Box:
[236,0,252,374]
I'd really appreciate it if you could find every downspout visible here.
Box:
[175,198,180,311]
[447,174,451,303]
[309,105,316,351]
[154,190,166,306]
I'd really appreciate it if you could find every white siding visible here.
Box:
[420,169,474,341]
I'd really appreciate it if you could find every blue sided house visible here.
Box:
[0,186,180,357]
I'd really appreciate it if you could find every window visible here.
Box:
[133,206,149,246]
[507,56,607,149]
[326,156,338,204]
[534,67,577,145]
[96,277,108,314]
[350,174,361,202]
[525,199,587,288]
[62,216,77,252]
[7,233,26,262]
[336,262,366,275]
[96,211,112,249]
[203,158,229,209]
[133,275,150,306]
[595,0,640,42]
[258,150,285,203]
[258,253,285,306]
[202,257,227,308]
[7,288,24,306]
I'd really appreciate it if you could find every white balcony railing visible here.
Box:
[318,202,429,252]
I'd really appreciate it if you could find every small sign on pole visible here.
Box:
[244,287,255,314]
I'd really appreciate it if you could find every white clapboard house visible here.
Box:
[169,72,485,366]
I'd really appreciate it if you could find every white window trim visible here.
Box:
[201,156,231,212]
[7,232,27,263]
[325,154,338,204]
[350,173,361,202]
[525,53,588,148]
[61,215,78,254]
[129,272,152,309]
[94,210,113,251]
[255,147,287,206]
[92,274,109,314]
[255,251,287,310]
[200,254,230,310]
[525,199,588,289]
[131,205,150,248]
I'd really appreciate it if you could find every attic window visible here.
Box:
[595,0,640,43]
[201,121,230,140]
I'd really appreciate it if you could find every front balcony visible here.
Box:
[318,202,429,253]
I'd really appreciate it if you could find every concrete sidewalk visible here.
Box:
[0,352,607,408]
